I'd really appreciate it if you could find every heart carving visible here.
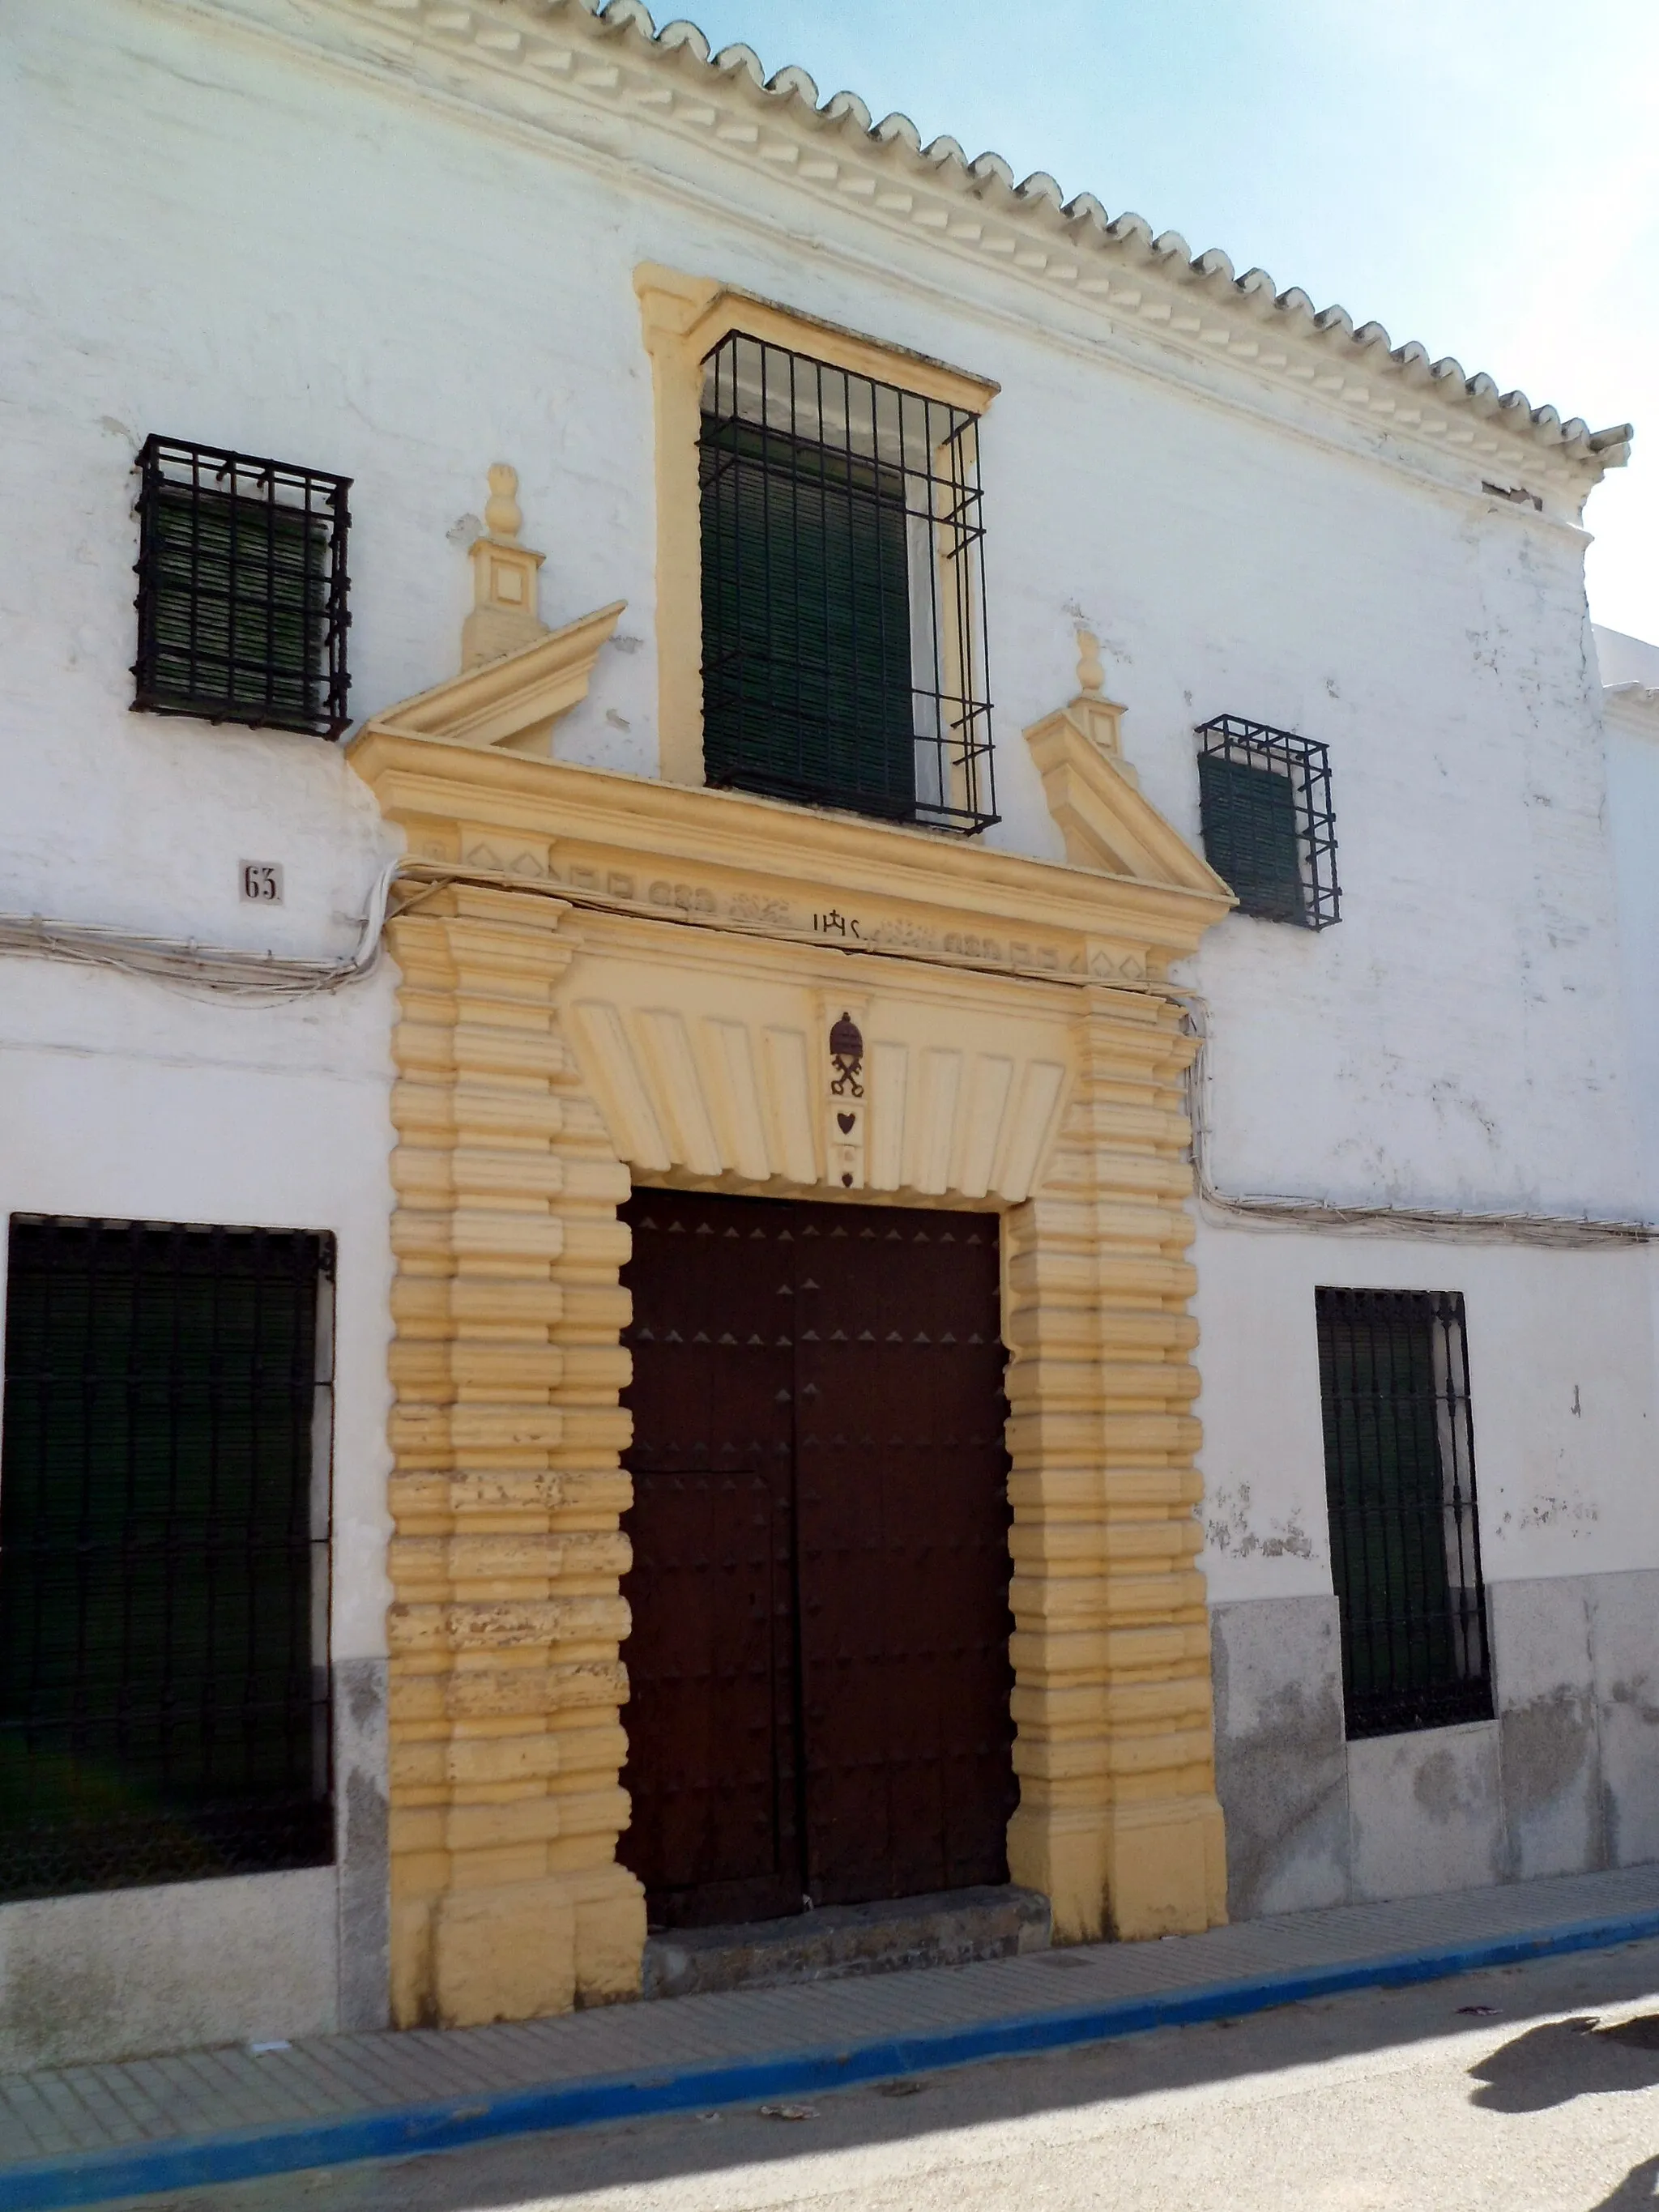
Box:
[837,1112,856,1135]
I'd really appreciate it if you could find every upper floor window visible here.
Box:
[1196,714,1339,928]
[1316,1287,1492,1740]
[698,332,996,832]
[133,437,352,739]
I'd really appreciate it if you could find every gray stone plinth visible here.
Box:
[642,1885,1051,1999]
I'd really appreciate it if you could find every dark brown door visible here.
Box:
[619,1191,1016,1930]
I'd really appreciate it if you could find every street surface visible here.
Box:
[125,1938,1659,2211]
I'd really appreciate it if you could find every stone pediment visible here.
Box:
[352,678,1232,1208]
[356,621,1230,988]
[361,462,626,759]
[354,731,1227,997]
[1023,683,1233,902]
[367,600,626,759]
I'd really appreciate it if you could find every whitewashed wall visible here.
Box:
[6,0,1636,1196]
[1200,624,1659,1916]
[1194,1231,1658,1609]
[0,0,1652,2033]
[0,963,399,2057]
[1603,633,1659,1220]
[3,2,416,2055]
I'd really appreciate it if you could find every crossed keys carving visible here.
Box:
[829,1011,864,1099]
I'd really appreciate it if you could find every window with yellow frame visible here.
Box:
[635,269,999,831]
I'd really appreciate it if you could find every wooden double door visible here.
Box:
[618,1190,1017,1930]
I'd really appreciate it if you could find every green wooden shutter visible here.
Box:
[1318,1304,1457,1715]
[1198,751,1307,923]
[700,419,915,815]
[147,486,327,727]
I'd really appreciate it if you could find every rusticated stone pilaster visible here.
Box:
[1004,985,1226,1940]
[384,884,643,2028]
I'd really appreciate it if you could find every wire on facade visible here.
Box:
[0,859,401,1003]
[0,860,1649,1244]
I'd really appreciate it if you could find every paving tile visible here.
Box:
[1,1863,1655,2172]
[293,2044,407,2111]
[29,2074,112,2144]
[0,2080,79,2161]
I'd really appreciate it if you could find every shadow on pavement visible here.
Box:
[1469,2010,1659,2112]
[1589,2155,1659,2208]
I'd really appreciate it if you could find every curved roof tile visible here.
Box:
[575,0,1631,469]
[331,0,1633,475]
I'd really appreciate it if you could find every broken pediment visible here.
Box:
[364,599,626,758]
[359,462,625,758]
[1025,636,1234,900]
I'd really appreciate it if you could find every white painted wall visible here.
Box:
[0,0,1653,2010]
[1604,677,1659,1213]
[5,0,1639,1209]
[0,961,397,1663]
[1192,1225,1659,1607]
[0,957,397,2052]
[0,1870,338,2070]
[1595,662,1659,1592]
[6,0,1650,1652]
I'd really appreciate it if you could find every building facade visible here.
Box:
[1,0,1653,2069]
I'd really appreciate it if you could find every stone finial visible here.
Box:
[1065,626,1136,786]
[463,463,547,671]
[484,463,522,542]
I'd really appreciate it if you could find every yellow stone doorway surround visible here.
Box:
[352,658,1235,2029]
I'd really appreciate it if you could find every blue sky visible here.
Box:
[682,0,1659,643]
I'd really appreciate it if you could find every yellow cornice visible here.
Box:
[348,729,1231,978]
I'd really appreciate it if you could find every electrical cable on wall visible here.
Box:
[1173,990,1654,1249]
[0,855,1650,1245]
[0,859,403,1003]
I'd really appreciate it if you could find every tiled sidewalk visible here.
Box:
[5,1863,1659,2206]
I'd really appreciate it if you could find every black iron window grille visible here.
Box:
[0,1218,335,1902]
[1196,714,1339,928]
[1316,1288,1492,1741]
[133,436,352,738]
[699,330,996,833]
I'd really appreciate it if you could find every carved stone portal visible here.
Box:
[352,643,1234,2030]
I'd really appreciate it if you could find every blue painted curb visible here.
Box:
[5,1906,1659,2210]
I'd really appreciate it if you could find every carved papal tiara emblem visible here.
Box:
[829,1012,864,1100]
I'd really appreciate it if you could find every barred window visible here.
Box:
[698,331,996,832]
[1316,1288,1492,1740]
[0,1219,335,1901]
[133,437,352,739]
[1196,715,1339,929]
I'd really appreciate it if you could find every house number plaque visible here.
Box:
[239,861,284,904]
